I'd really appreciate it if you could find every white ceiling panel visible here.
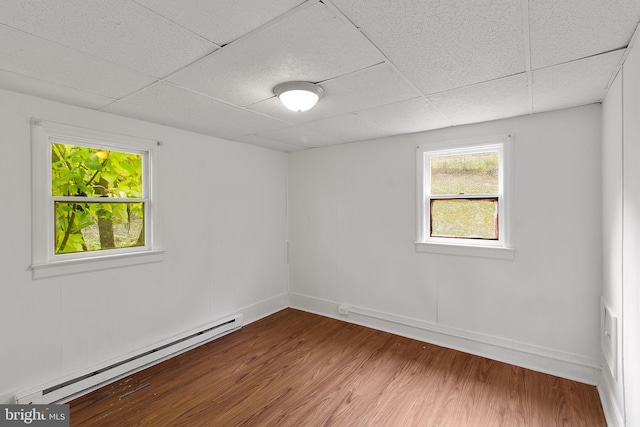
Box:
[103,83,288,139]
[0,25,155,99]
[295,114,395,142]
[0,0,635,151]
[247,63,420,124]
[428,74,531,126]
[255,126,345,148]
[0,0,217,78]
[329,0,526,94]
[166,1,384,106]
[133,0,305,45]
[533,50,625,113]
[232,134,306,152]
[354,97,454,135]
[529,0,640,69]
[0,70,116,110]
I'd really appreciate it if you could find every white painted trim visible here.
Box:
[599,369,625,427]
[290,292,601,385]
[415,241,515,260]
[31,250,165,279]
[240,293,290,325]
[415,134,514,254]
[31,119,162,276]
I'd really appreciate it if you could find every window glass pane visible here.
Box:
[430,152,498,195]
[51,142,143,198]
[430,198,498,240]
[54,202,145,254]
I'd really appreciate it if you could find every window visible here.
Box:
[52,143,146,254]
[31,120,163,277]
[416,135,514,259]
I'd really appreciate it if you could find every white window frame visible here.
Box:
[31,119,164,278]
[415,134,514,260]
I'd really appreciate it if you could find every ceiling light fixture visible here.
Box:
[273,81,324,112]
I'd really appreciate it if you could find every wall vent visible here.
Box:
[15,313,243,404]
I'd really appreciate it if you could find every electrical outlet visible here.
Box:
[338,305,349,315]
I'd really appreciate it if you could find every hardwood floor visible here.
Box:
[69,309,606,426]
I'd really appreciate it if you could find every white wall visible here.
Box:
[288,105,603,384]
[621,37,640,427]
[601,70,625,426]
[0,89,289,403]
[600,34,640,427]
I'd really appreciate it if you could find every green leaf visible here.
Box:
[74,209,94,231]
[117,160,137,175]
[111,204,128,221]
[85,161,103,171]
[101,172,118,185]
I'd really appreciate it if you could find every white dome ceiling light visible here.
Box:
[273,81,324,112]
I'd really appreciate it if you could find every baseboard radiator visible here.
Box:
[15,313,244,405]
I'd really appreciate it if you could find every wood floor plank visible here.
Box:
[68,309,606,426]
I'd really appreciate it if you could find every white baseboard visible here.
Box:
[239,292,290,325]
[290,292,601,385]
[598,369,625,427]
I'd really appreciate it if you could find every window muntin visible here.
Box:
[51,142,147,255]
[417,135,511,250]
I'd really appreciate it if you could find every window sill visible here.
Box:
[31,250,165,279]
[415,242,515,260]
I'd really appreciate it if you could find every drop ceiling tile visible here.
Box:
[354,97,454,134]
[296,114,395,143]
[103,83,289,139]
[232,134,306,152]
[167,1,383,106]
[133,0,305,45]
[247,63,419,124]
[255,126,345,149]
[0,25,155,99]
[330,0,525,94]
[0,70,116,110]
[532,49,624,113]
[0,0,217,78]
[529,0,640,69]
[427,74,531,126]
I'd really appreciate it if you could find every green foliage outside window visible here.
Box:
[51,142,145,254]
